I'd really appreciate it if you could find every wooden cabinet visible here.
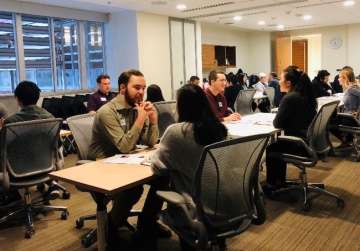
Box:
[202,44,236,70]
[202,44,217,70]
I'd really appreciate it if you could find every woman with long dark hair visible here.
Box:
[263,66,317,196]
[146,84,165,103]
[152,83,228,194]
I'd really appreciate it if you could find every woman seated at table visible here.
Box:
[263,66,317,196]
[340,68,360,116]
[151,83,227,196]
[330,68,360,146]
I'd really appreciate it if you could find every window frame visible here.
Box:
[0,12,106,96]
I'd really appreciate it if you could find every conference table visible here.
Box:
[317,93,344,109]
[50,112,278,251]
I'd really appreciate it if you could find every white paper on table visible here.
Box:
[104,153,146,164]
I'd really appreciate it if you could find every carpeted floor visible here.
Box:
[0,152,359,251]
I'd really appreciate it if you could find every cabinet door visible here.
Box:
[226,46,236,66]
[202,44,215,69]
[215,46,226,66]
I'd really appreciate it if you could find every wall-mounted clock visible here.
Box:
[329,37,343,49]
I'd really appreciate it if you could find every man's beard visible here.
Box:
[125,89,142,107]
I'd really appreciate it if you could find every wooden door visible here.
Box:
[292,40,308,73]
[275,36,291,76]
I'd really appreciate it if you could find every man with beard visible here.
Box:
[88,69,169,250]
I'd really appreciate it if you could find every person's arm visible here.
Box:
[98,105,147,154]
[273,94,292,129]
[151,124,177,176]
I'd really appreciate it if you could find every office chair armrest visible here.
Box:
[338,125,360,134]
[277,136,317,160]
[157,191,198,225]
[76,160,94,165]
[157,191,187,205]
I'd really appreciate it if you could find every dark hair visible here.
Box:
[283,67,317,110]
[189,76,200,82]
[146,84,165,103]
[14,81,41,106]
[118,69,144,89]
[316,70,330,82]
[248,74,260,87]
[96,74,110,84]
[177,84,227,146]
[270,72,278,79]
[208,70,225,85]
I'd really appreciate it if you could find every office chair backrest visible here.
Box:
[194,134,269,234]
[307,100,340,155]
[235,89,256,115]
[0,118,62,178]
[154,101,177,138]
[265,87,275,108]
[67,113,95,160]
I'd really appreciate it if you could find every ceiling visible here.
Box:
[19,0,360,31]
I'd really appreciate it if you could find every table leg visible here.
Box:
[93,192,109,251]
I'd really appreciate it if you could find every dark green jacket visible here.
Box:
[5,105,53,124]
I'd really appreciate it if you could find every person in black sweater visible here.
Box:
[312,70,333,98]
[224,73,246,111]
[263,66,317,195]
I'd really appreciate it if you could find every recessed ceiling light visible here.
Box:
[343,0,355,7]
[277,24,285,30]
[176,4,187,10]
[233,16,242,21]
[258,20,266,25]
[303,15,312,21]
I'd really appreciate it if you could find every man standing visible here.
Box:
[205,70,241,121]
[88,69,168,249]
[87,74,116,113]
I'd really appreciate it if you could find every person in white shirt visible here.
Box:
[253,72,268,93]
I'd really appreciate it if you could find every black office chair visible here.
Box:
[157,134,270,251]
[265,86,275,112]
[234,89,256,115]
[337,113,360,161]
[0,118,69,238]
[271,101,345,211]
[154,101,177,138]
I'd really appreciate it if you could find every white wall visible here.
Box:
[247,31,271,75]
[201,22,272,77]
[136,12,172,100]
[105,10,139,86]
[201,22,249,77]
[278,24,360,78]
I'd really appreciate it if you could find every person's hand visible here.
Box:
[135,103,148,129]
[143,101,158,125]
[224,113,241,122]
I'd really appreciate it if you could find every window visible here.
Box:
[0,12,17,93]
[54,19,80,90]
[86,22,105,89]
[22,15,54,92]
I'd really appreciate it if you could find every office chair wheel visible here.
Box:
[81,229,97,248]
[337,199,345,208]
[302,202,312,212]
[61,211,69,220]
[25,228,35,239]
[62,191,71,200]
[75,219,84,229]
